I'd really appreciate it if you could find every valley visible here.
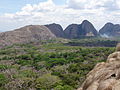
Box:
[0,20,120,90]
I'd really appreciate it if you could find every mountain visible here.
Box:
[99,23,120,37]
[0,25,56,48]
[78,43,120,90]
[64,20,98,39]
[64,24,81,39]
[45,23,66,38]
[81,20,98,36]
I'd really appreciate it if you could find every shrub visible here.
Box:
[16,60,33,66]
[14,70,37,78]
[17,54,32,60]
[51,65,68,76]
[0,74,8,87]
[5,77,34,90]
[46,58,66,68]
[0,65,9,70]
[54,85,73,90]
[35,74,61,89]
[61,73,79,88]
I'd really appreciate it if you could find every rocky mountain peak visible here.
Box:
[78,43,120,90]
[64,20,98,39]
[64,24,80,39]
[105,22,114,26]
[82,20,91,24]
[45,23,66,38]
[99,23,120,37]
[81,20,98,36]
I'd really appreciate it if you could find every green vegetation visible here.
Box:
[0,41,115,90]
[0,74,8,87]
[35,74,61,89]
[66,38,119,47]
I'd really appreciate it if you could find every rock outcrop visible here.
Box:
[78,43,120,90]
[64,20,98,39]
[81,20,98,37]
[64,24,81,39]
[99,23,120,37]
[45,23,66,38]
[0,25,56,48]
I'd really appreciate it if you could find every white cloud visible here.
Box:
[116,0,120,8]
[0,0,120,32]
[67,0,120,10]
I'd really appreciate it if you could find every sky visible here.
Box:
[0,0,120,32]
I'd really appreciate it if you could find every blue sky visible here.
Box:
[0,0,120,32]
[0,0,66,14]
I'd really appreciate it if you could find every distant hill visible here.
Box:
[99,23,120,37]
[64,20,98,39]
[45,23,66,38]
[0,25,56,48]
[0,20,120,48]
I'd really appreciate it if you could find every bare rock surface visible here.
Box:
[78,43,120,90]
[45,23,66,38]
[64,20,98,39]
[0,25,56,48]
[99,23,120,37]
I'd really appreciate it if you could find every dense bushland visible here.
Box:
[0,42,115,90]
[66,38,119,47]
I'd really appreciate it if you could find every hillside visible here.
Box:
[0,25,56,48]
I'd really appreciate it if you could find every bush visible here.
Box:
[0,65,9,70]
[17,54,32,60]
[5,77,34,90]
[0,74,8,87]
[35,74,61,89]
[14,70,37,78]
[16,60,33,66]
[61,73,79,88]
[54,85,73,90]
[51,65,68,76]
[46,58,67,68]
